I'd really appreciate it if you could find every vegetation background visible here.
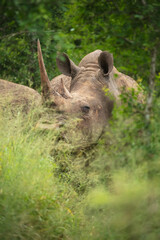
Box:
[0,0,160,239]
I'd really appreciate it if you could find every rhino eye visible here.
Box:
[81,106,90,113]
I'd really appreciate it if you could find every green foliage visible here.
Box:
[1,1,160,239]
[82,172,160,240]
[1,0,160,88]
[1,90,160,239]
[0,0,68,88]
[69,92,160,240]
[57,0,160,84]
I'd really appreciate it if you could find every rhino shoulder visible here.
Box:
[112,67,139,91]
[111,68,143,102]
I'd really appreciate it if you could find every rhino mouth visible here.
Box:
[35,107,94,146]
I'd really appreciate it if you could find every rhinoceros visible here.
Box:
[0,78,41,113]
[37,40,140,143]
[0,40,140,145]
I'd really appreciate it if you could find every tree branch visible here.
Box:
[0,31,29,40]
[141,0,146,5]
[145,46,157,126]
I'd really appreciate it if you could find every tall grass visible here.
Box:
[0,108,80,240]
[1,94,160,239]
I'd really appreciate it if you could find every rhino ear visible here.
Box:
[98,51,113,76]
[56,53,80,78]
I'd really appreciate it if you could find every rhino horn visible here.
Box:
[37,40,67,106]
[37,39,52,101]
[98,51,113,76]
[56,53,80,78]
[60,78,72,98]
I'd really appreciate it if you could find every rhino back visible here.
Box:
[0,79,41,112]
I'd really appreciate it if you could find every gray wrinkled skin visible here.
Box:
[40,47,140,145]
[0,79,41,113]
[0,43,141,147]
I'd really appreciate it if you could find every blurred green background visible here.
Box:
[1,0,160,89]
[1,1,160,239]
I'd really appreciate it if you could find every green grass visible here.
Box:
[0,108,80,240]
[1,96,160,239]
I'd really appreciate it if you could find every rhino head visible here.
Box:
[37,40,114,145]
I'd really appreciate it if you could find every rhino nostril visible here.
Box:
[81,105,90,113]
